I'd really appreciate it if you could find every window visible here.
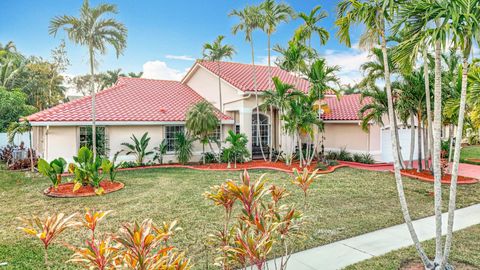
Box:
[165,125,184,152]
[79,126,108,156]
[252,114,270,147]
[235,124,240,134]
[212,125,221,141]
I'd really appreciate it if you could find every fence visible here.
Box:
[0,133,31,148]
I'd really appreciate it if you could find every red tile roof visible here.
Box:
[27,77,232,123]
[321,94,372,121]
[197,61,310,93]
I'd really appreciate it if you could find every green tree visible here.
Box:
[202,35,236,146]
[185,102,220,164]
[358,84,388,132]
[224,130,249,168]
[0,87,36,132]
[260,0,295,161]
[49,0,127,158]
[230,5,266,161]
[336,0,431,265]
[306,58,340,100]
[294,5,329,50]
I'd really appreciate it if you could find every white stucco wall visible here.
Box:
[44,126,79,163]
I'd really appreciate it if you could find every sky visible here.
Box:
[1,0,370,89]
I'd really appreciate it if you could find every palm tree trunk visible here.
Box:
[432,35,444,265]
[393,110,406,169]
[448,125,454,163]
[441,54,469,268]
[409,114,415,169]
[423,49,433,171]
[267,33,273,162]
[89,46,97,159]
[250,40,267,161]
[417,113,423,172]
[29,129,34,172]
[217,61,223,157]
[202,143,205,165]
[297,131,303,167]
[379,21,432,267]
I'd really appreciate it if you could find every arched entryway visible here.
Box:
[252,113,270,159]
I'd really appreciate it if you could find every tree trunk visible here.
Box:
[89,46,97,159]
[379,21,432,267]
[423,49,434,171]
[432,36,444,265]
[417,113,423,172]
[217,62,223,159]
[297,131,303,167]
[409,114,415,169]
[202,143,205,165]
[441,54,469,269]
[29,129,34,172]
[448,125,454,163]
[268,33,273,162]
[250,40,267,161]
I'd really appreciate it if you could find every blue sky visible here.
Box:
[1,0,368,86]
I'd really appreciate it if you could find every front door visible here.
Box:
[252,113,270,159]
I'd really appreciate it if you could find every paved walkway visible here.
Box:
[340,161,480,179]
[266,204,480,270]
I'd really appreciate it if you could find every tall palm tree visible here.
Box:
[274,40,311,85]
[294,5,329,51]
[307,58,340,100]
[230,5,266,161]
[441,1,480,267]
[395,0,456,267]
[185,101,220,164]
[260,0,294,161]
[358,47,398,87]
[358,84,388,132]
[202,35,236,146]
[336,0,432,267]
[49,0,127,158]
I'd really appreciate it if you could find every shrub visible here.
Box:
[338,148,352,161]
[119,161,137,168]
[325,159,339,166]
[352,153,363,163]
[174,132,194,165]
[38,158,67,188]
[121,132,154,165]
[153,139,168,164]
[316,162,328,171]
[101,158,121,182]
[202,152,217,164]
[0,145,13,163]
[324,150,338,160]
[360,153,375,164]
[224,130,250,168]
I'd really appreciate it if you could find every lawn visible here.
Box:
[461,145,480,164]
[346,224,480,269]
[1,166,480,269]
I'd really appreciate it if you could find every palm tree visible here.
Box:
[395,0,456,267]
[230,5,266,161]
[225,130,249,168]
[358,84,388,132]
[202,35,236,147]
[307,58,340,100]
[7,120,34,172]
[336,0,432,267]
[260,0,294,161]
[274,40,311,86]
[441,1,480,267]
[101,69,124,89]
[358,47,398,87]
[49,0,127,158]
[294,5,329,50]
[185,102,220,164]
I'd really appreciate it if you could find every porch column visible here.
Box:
[239,107,253,156]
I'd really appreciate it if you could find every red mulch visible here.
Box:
[116,160,347,174]
[44,181,124,198]
[466,158,480,163]
[399,169,478,185]
[400,260,476,270]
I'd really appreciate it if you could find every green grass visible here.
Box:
[461,145,480,165]
[346,225,480,269]
[1,166,480,269]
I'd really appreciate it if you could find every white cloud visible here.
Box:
[141,60,189,81]
[257,55,278,66]
[321,45,370,86]
[165,55,196,61]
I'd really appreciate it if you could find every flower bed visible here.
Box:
[114,160,347,174]
[44,181,124,198]
[398,169,478,185]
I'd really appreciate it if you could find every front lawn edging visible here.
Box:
[339,160,391,167]
[44,181,125,198]
[391,169,478,185]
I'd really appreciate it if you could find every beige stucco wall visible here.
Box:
[322,122,381,154]
[43,126,79,163]
[185,66,241,109]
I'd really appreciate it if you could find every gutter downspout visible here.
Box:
[45,125,49,161]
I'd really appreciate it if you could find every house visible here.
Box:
[26,60,413,163]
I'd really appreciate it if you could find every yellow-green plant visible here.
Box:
[206,170,302,270]
[68,238,120,270]
[17,213,81,269]
[114,219,191,270]
[83,208,112,240]
[37,158,67,188]
[291,168,319,208]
